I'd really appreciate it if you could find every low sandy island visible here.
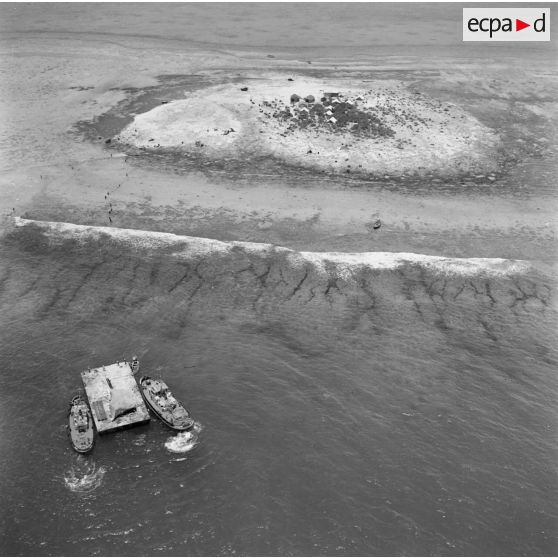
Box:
[116,74,500,177]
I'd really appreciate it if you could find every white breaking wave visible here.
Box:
[298,250,532,278]
[13,217,532,277]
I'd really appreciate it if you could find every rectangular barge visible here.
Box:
[81,361,150,433]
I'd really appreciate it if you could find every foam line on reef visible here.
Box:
[13,217,532,277]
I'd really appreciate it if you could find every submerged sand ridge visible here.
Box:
[116,75,501,178]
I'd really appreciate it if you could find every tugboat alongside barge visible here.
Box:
[66,358,196,452]
[139,376,195,431]
[68,394,95,453]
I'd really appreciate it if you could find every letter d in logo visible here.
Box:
[534,13,546,32]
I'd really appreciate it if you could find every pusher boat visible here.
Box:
[139,377,194,431]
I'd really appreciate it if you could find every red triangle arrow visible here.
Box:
[516,18,530,31]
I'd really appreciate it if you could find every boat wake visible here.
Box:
[63,457,107,493]
[131,433,147,447]
[164,422,202,454]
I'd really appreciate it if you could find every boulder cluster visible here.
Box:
[268,92,395,139]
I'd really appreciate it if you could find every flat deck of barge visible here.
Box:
[81,361,150,433]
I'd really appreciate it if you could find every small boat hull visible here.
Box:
[68,395,95,453]
[139,376,194,431]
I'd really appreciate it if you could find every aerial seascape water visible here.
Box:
[0,3,557,557]
[1,218,556,556]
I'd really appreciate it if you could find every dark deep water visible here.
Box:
[0,223,556,556]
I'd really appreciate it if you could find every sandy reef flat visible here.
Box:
[0,6,557,265]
